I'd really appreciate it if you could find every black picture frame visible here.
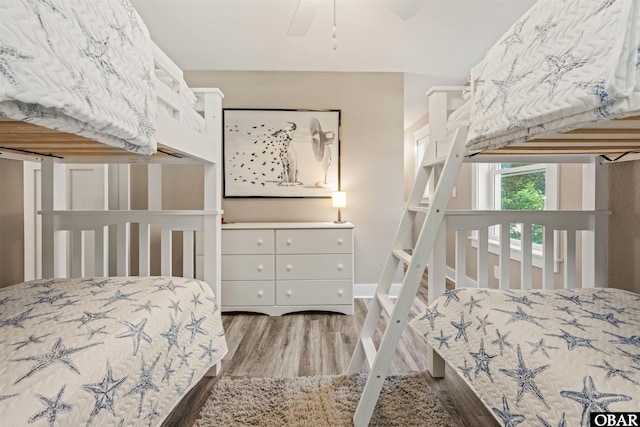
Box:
[223,108,341,198]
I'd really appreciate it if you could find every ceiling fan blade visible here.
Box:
[287,0,319,37]
[385,0,424,20]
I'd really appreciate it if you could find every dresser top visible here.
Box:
[222,221,354,230]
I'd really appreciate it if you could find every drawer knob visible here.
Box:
[337,238,343,245]
[257,239,263,246]
[286,239,292,246]
[286,265,293,272]
[286,290,292,297]
[337,289,344,296]
[257,265,264,272]
[337,264,343,271]
[257,290,264,297]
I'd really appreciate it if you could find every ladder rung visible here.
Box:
[392,248,412,265]
[422,155,448,168]
[376,293,395,317]
[361,337,377,371]
[408,205,429,213]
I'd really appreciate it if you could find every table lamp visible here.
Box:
[332,191,346,224]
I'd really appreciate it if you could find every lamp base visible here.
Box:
[334,220,346,224]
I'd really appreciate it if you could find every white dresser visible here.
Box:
[221,222,355,316]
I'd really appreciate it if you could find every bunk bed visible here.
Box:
[351,1,640,426]
[0,2,227,426]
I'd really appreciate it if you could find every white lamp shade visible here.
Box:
[332,191,346,208]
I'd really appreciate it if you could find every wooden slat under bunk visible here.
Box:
[0,117,181,159]
[481,115,640,157]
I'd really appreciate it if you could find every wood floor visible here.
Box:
[162,274,499,427]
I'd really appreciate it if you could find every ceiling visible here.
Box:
[131,0,536,127]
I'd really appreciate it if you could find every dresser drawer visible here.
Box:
[276,254,352,280]
[276,280,352,306]
[222,254,274,281]
[222,281,275,306]
[222,229,274,254]
[276,229,352,254]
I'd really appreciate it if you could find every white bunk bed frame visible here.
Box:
[1,41,224,313]
[348,83,616,426]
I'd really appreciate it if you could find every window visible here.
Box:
[473,161,558,262]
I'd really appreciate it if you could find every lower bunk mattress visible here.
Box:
[0,276,228,427]
[410,287,640,427]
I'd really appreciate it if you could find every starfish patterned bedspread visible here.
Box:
[0,276,227,427]
[0,0,157,155]
[409,287,640,427]
[466,0,640,153]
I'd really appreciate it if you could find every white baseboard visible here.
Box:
[354,283,403,299]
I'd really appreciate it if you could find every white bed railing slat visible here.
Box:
[564,229,577,289]
[183,231,195,279]
[543,226,554,289]
[161,228,172,277]
[499,223,510,290]
[95,226,106,277]
[477,228,489,288]
[455,230,466,287]
[139,223,151,276]
[71,230,84,278]
[521,223,532,290]
[116,224,129,276]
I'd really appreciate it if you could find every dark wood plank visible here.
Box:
[162,272,498,427]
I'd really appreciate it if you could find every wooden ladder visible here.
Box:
[347,126,468,427]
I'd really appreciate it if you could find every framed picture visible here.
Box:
[223,109,341,198]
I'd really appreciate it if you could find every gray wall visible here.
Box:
[0,158,24,287]
[170,71,405,286]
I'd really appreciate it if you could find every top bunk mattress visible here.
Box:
[465,0,640,154]
[0,0,157,155]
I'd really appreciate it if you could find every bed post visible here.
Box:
[41,158,67,278]
[201,89,224,377]
[582,156,607,287]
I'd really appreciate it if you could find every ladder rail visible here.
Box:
[349,126,468,427]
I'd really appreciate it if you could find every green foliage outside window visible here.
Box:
[500,168,545,244]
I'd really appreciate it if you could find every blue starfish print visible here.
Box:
[603,304,627,314]
[417,303,443,330]
[0,393,18,402]
[526,338,558,358]
[505,294,541,308]
[199,340,218,363]
[145,401,161,425]
[133,300,161,314]
[529,18,557,47]
[29,292,70,306]
[591,360,638,385]
[546,329,599,352]
[161,315,183,354]
[175,370,196,396]
[604,331,640,347]
[55,298,80,309]
[125,354,161,417]
[76,325,109,341]
[617,347,640,365]
[162,359,176,383]
[0,308,39,329]
[464,296,482,314]
[475,314,493,335]
[0,295,17,306]
[595,0,618,15]
[537,412,567,427]
[191,292,203,309]
[168,300,182,316]
[492,329,513,356]
[152,280,185,294]
[555,293,593,306]
[500,19,526,55]
[122,96,155,141]
[64,309,115,328]
[12,333,52,350]
[434,330,452,349]
[500,345,549,407]
[82,362,127,421]
[99,289,143,308]
[451,312,472,342]
[29,279,58,289]
[539,49,588,96]
[185,313,208,342]
[0,44,34,88]
[579,308,628,328]
[13,338,101,384]
[492,395,525,427]
[178,346,193,368]
[442,289,464,307]
[493,305,547,328]
[487,59,531,110]
[206,296,220,314]
[116,318,152,356]
[561,376,631,427]
[553,305,576,316]
[28,385,72,427]
[470,338,496,382]
[557,317,590,332]
[458,359,473,381]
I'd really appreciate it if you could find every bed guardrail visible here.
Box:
[428,209,609,298]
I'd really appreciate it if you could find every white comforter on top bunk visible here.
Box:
[466,0,640,153]
[0,0,157,155]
